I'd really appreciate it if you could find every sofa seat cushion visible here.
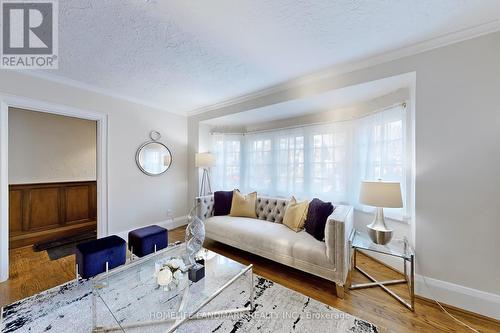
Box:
[205,216,308,258]
[291,233,330,268]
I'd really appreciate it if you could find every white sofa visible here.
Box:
[195,195,353,297]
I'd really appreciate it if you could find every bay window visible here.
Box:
[210,104,409,220]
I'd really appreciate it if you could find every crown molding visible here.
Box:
[187,19,500,117]
[11,70,186,116]
[7,19,500,119]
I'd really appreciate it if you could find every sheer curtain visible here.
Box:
[211,134,243,191]
[244,129,306,197]
[353,106,407,219]
[275,130,305,197]
[308,123,351,203]
[210,104,409,220]
[244,134,273,194]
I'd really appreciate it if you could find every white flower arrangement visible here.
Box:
[154,257,188,291]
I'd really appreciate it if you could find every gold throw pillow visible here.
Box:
[229,191,257,218]
[283,196,309,232]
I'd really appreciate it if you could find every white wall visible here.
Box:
[198,123,211,153]
[0,71,188,235]
[8,108,97,184]
[188,31,500,319]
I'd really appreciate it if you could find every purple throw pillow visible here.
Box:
[213,191,233,216]
[304,198,335,241]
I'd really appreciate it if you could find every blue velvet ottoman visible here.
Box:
[128,225,168,257]
[75,235,126,279]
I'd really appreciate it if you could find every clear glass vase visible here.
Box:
[185,204,205,268]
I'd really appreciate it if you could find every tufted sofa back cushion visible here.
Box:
[196,195,215,220]
[196,194,290,223]
[256,196,289,223]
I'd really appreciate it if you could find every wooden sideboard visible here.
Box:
[9,181,97,249]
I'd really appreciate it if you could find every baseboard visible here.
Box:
[162,216,189,230]
[359,251,500,321]
[416,294,500,326]
[415,275,500,321]
[114,216,188,241]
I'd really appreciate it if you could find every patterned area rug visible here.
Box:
[1,276,377,333]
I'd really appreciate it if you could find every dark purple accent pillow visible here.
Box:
[304,198,335,241]
[213,191,234,216]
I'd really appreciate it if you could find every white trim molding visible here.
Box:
[114,216,188,242]
[0,104,9,282]
[187,19,500,117]
[0,94,109,282]
[416,275,500,321]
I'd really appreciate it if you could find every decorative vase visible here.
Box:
[185,204,205,268]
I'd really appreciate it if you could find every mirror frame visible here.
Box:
[135,138,173,177]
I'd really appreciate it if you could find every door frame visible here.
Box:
[0,94,108,282]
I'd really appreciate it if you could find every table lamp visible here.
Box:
[359,181,403,245]
[195,153,215,196]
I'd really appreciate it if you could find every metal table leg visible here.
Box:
[350,250,415,311]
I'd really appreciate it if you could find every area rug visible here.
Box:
[1,276,377,333]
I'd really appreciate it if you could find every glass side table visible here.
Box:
[349,230,415,311]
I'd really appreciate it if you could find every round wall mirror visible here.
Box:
[136,132,172,176]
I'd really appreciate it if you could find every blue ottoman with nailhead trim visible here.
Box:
[128,225,168,257]
[75,235,126,279]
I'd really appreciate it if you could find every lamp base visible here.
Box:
[366,207,393,245]
[199,168,212,196]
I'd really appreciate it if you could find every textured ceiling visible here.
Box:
[47,0,500,114]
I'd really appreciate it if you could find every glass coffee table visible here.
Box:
[349,230,415,311]
[90,244,254,332]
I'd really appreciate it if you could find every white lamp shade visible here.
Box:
[195,153,215,168]
[359,181,403,208]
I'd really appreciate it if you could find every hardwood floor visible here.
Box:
[0,245,76,308]
[1,227,499,332]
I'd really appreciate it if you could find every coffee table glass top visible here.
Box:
[351,230,414,259]
[91,245,252,332]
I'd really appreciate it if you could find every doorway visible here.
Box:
[0,96,108,286]
[9,108,97,256]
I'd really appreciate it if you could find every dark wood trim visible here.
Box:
[9,181,97,248]
[9,180,97,187]
[9,221,97,249]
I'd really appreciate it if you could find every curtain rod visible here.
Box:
[210,101,407,136]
